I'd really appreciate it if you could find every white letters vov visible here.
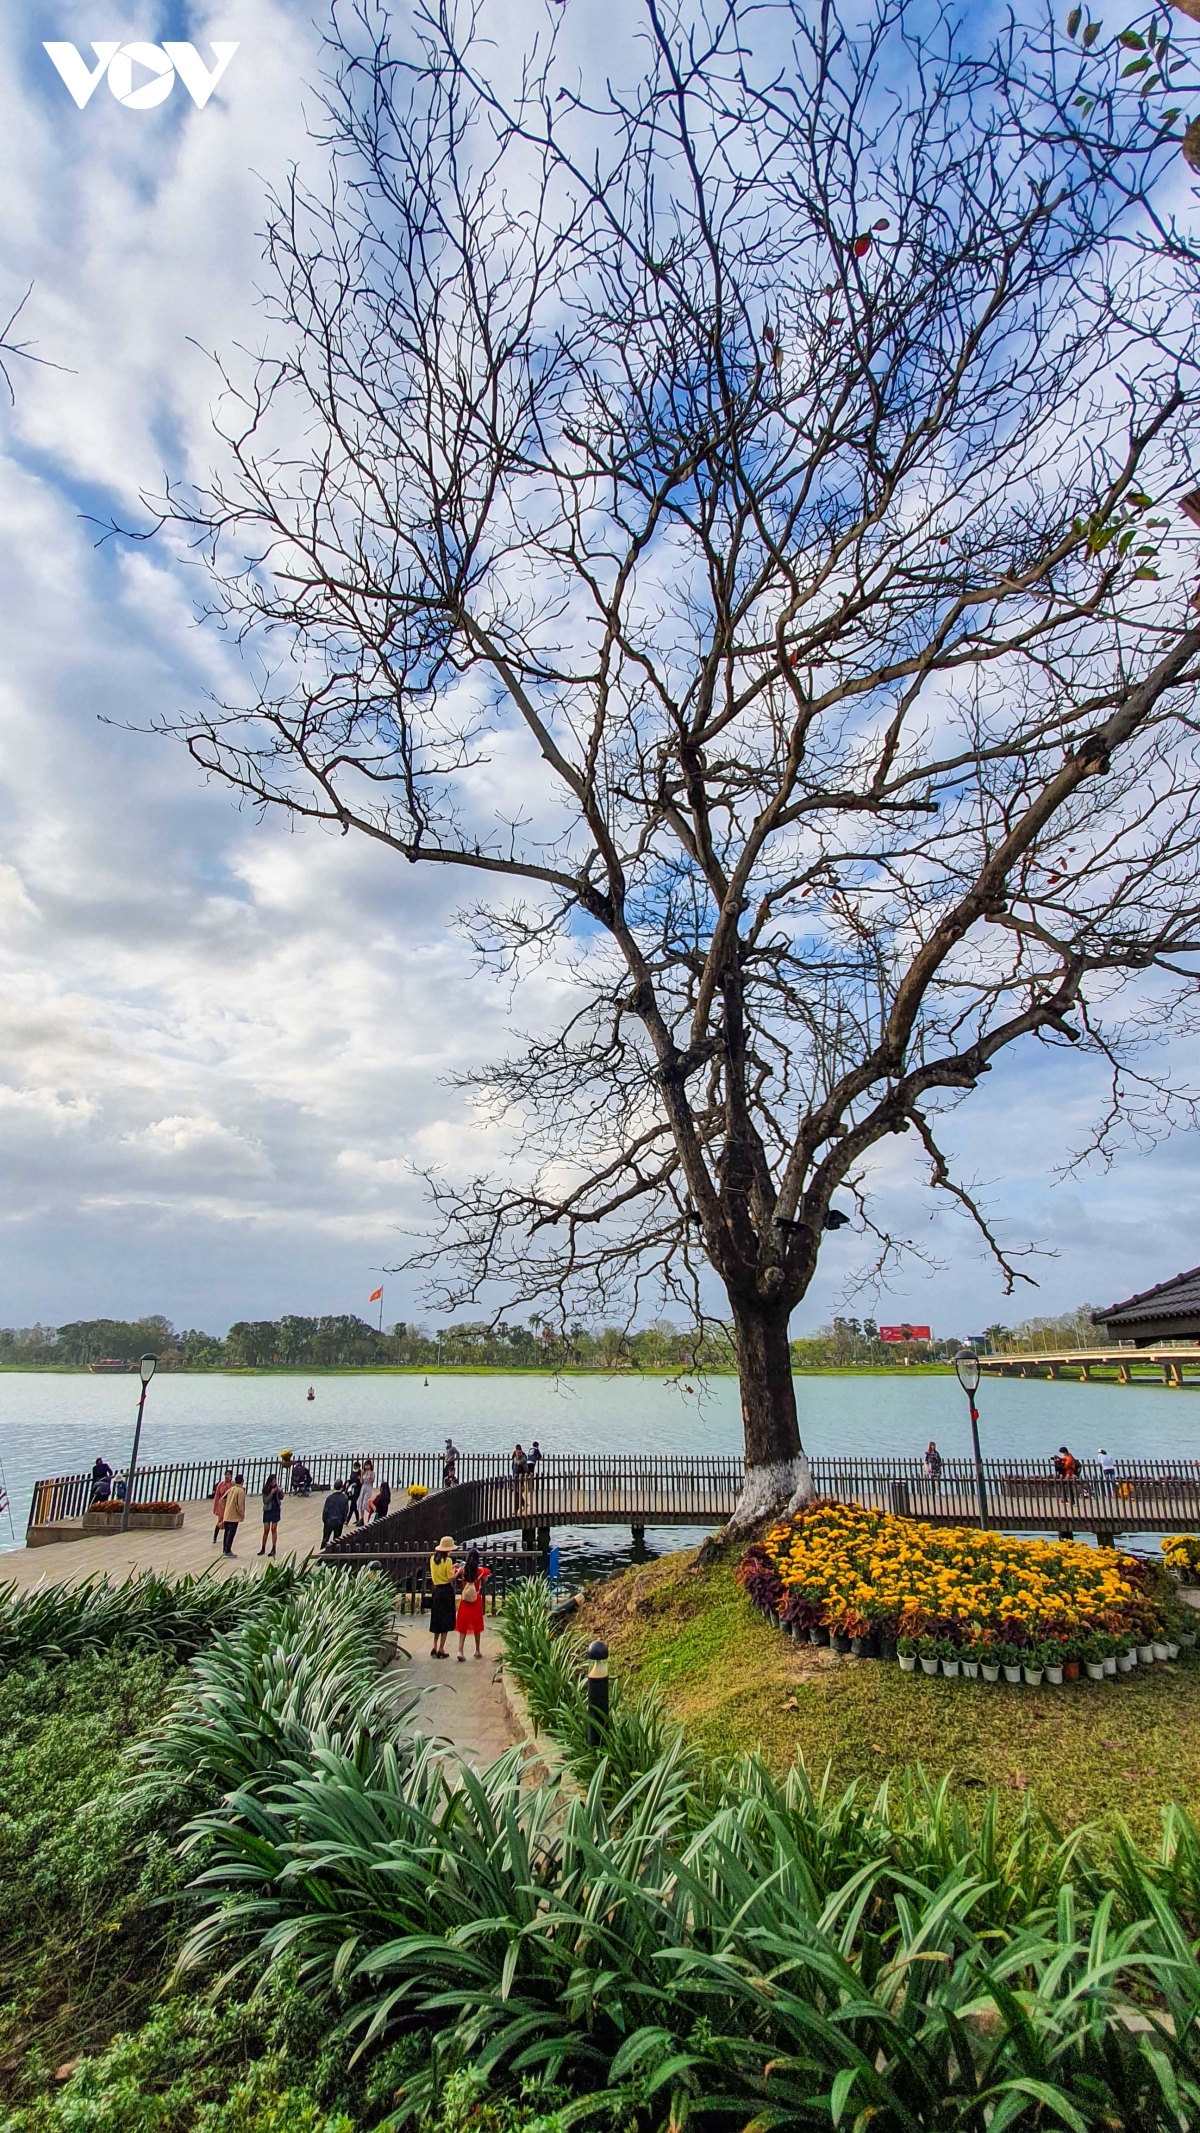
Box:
[43,43,239,110]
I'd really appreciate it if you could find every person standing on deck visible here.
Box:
[1099,1447,1117,1492]
[442,1438,459,1487]
[259,1473,283,1557]
[346,1462,364,1525]
[221,1473,247,1557]
[89,1457,112,1505]
[212,1468,234,1544]
[924,1442,943,1490]
[356,1459,375,1525]
[321,1480,350,1550]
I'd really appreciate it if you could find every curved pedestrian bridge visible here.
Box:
[23,1452,1200,1569]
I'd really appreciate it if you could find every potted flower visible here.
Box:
[897,1634,918,1674]
[940,1637,961,1680]
[960,1643,981,1681]
[1040,1641,1065,1686]
[1137,1638,1156,1665]
[809,1621,831,1647]
[918,1634,940,1677]
[997,1641,1025,1685]
[1082,1634,1108,1682]
[1061,1636,1083,1682]
[1023,1651,1045,1687]
[980,1652,1001,1683]
[1115,1638,1136,1674]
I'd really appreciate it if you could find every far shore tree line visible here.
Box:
[0,1307,1112,1372]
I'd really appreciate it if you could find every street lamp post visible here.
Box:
[954,1348,989,1529]
[119,1354,158,1534]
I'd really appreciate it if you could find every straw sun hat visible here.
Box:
[436,1535,457,1552]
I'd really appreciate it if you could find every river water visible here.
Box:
[2,1368,1197,1570]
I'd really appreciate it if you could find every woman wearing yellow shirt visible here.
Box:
[428,1536,458,1658]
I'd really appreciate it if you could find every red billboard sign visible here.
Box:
[879,1324,931,1343]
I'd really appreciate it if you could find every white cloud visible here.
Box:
[0,0,1197,1340]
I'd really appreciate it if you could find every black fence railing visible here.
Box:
[324,1544,543,1612]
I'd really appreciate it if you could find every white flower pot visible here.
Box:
[1045,1666,1063,1685]
[898,1654,917,1672]
[1003,1665,1023,1683]
[1086,1662,1105,1681]
[1117,1653,1134,1673]
[1137,1645,1155,1664]
[962,1661,979,1679]
[942,1659,960,1678]
[1153,1642,1169,1662]
[1102,1655,1117,1675]
[920,1657,939,1675]
[1167,1642,1180,1660]
[1179,1632,1196,1649]
[981,1664,1000,1682]
[1024,1667,1044,1687]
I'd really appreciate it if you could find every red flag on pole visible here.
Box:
[369,1287,383,1303]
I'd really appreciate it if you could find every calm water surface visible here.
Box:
[1,1369,1197,1566]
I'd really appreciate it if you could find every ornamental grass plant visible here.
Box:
[0,1561,310,1672]
[170,1576,1200,2132]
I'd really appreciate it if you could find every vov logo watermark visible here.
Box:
[43,41,238,110]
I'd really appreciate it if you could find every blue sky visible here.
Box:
[0,0,1198,1340]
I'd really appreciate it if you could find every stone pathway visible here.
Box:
[390,1619,520,1768]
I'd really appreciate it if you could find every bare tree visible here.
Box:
[162,0,1200,1521]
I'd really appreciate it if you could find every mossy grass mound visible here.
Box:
[575,1543,1200,1837]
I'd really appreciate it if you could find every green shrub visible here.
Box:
[500,1579,705,1802]
[0,1563,309,1673]
[0,1993,354,2133]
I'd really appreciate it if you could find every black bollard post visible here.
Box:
[587,1639,609,1747]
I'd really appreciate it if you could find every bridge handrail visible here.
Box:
[25,1449,1200,1533]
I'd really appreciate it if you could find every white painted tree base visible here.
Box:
[727,1453,814,1534]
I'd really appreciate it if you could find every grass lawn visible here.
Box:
[576,1546,1200,1838]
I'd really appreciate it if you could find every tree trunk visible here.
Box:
[727,1295,813,1531]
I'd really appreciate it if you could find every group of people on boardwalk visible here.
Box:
[320,1462,392,1548]
[427,1535,490,1660]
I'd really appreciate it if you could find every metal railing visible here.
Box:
[806,1456,1200,1533]
[26,1450,744,1531]
[26,1449,1200,1539]
[324,1543,542,1612]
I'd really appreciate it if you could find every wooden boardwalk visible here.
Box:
[5,1494,326,1592]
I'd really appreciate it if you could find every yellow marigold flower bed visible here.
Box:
[1162,1534,1200,1575]
[749,1500,1157,1641]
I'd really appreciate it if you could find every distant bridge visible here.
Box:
[26,1449,1200,1552]
[979,1347,1200,1386]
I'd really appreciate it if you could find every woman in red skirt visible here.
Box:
[455,1549,490,1660]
